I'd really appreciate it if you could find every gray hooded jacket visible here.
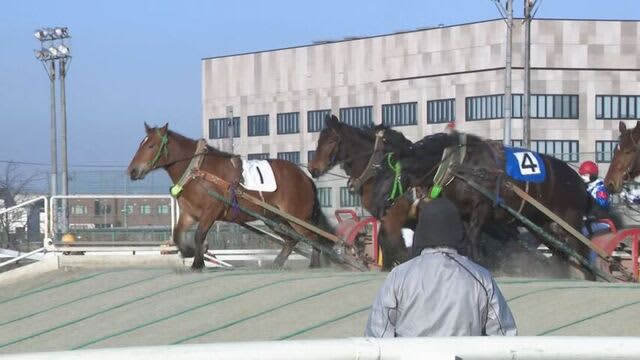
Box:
[364,247,517,337]
[365,198,517,337]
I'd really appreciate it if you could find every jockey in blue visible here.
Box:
[579,161,611,210]
[579,161,612,266]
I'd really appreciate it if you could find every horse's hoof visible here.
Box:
[191,260,205,272]
[267,262,286,270]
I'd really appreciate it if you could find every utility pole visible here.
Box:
[226,106,234,153]
[523,0,534,149]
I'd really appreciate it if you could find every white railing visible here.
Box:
[1,337,640,360]
[0,196,49,240]
[48,195,177,252]
[0,196,49,270]
[0,247,45,269]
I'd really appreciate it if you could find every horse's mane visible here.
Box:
[167,130,235,158]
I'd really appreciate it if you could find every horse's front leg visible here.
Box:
[174,211,197,258]
[466,203,489,260]
[192,206,223,270]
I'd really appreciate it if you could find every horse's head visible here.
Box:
[605,121,640,193]
[127,122,170,180]
[309,115,342,178]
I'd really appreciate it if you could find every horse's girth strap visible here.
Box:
[349,132,385,192]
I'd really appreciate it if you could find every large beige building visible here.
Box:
[201,18,640,214]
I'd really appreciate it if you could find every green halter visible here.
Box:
[148,129,169,169]
[386,153,404,201]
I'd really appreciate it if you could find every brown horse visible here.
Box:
[379,127,598,279]
[127,123,333,270]
[604,121,640,193]
[309,116,412,269]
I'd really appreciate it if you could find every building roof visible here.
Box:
[201,17,640,61]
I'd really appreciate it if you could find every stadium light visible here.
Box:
[34,26,73,233]
[47,46,59,56]
[56,44,70,55]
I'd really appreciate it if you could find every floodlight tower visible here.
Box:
[34,28,58,197]
[34,26,71,231]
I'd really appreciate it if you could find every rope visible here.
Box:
[386,153,404,201]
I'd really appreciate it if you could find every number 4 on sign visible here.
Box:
[515,152,541,175]
[521,153,538,171]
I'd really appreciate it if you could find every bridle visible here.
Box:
[147,129,169,169]
[316,128,386,191]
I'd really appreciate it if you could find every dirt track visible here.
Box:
[1,264,640,355]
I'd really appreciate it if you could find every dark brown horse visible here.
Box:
[309,116,413,269]
[378,127,598,279]
[127,123,333,270]
[604,121,640,193]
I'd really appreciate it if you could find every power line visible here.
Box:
[0,159,127,168]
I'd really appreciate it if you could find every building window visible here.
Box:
[467,94,577,121]
[596,95,639,119]
[529,95,578,119]
[94,201,111,215]
[382,102,417,127]
[596,140,618,163]
[317,187,332,207]
[209,117,240,139]
[122,205,133,215]
[248,114,269,136]
[339,106,373,128]
[512,94,523,118]
[340,187,361,207]
[307,150,316,163]
[157,204,170,215]
[277,151,300,164]
[466,94,503,121]
[308,109,331,132]
[427,99,455,124]
[248,153,269,160]
[512,139,579,163]
[140,204,152,215]
[277,112,300,134]
[71,205,87,215]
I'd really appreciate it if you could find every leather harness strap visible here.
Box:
[192,168,240,219]
[348,131,386,192]
[170,139,208,197]
[430,132,467,199]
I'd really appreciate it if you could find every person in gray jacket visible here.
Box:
[365,197,517,337]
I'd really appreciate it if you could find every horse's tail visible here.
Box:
[311,183,335,238]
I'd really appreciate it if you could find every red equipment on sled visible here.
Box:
[334,209,381,268]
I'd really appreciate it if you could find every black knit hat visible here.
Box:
[411,197,465,257]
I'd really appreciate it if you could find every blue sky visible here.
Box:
[1,0,638,172]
